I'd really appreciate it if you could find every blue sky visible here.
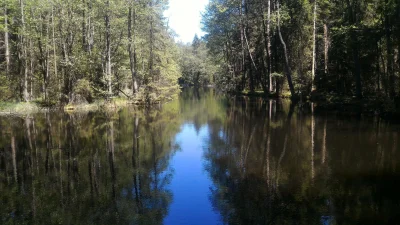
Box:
[165,0,209,43]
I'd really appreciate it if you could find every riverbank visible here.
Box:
[0,102,42,116]
[0,98,136,116]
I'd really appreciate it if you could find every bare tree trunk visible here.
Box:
[52,5,59,97]
[4,6,10,77]
[276,0,295,97]
[324,24,329,75]
[29,39,34,97]
[87,0,94,53]
[312,0,317,91]
[147,0,155,89]
[267,0,273,93]
[346,0,362,98]
[105,0,112,96]
[59,8,67,96]
[20,0,30,102]
[45,16,50,102]
[240,0,245,91]
[37,13,50,102]
[380,48,388,96]
[376,44,381,93]
[128,1,138,94]
[82,0,86,50]
[385,0,395,98]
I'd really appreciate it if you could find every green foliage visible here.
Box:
[202,0,400,100]
[0,76,12,101]
[0,0,181,105]
[178,36,218,87]
[73,79,94,103]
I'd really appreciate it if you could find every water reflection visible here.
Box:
[202,94,400,225]
[0,105,180,224]
[1,89,400,225]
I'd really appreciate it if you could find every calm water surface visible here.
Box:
[1,89,399,225]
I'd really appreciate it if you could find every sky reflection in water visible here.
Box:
[0,88,399,225]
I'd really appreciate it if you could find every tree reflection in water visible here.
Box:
[1,89,400,225]
[0,103,180,225]
[202,94,400,225]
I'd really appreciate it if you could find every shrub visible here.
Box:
[73,79,94,103]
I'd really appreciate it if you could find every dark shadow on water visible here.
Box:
[0,88,399,224]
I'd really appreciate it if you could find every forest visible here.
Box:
[0,0,399,111]
[202,0,400,103]
[0,0,182,106]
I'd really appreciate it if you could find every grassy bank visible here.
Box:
[0,102,42,116]
[0,98,135,115]
[64,98,134,112]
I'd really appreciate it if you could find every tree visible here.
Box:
[276,0,295,97]
[178,36,218,87]
[0,0,180,104]
[202,0,399,100]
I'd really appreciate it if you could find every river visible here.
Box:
[0,88,399,224]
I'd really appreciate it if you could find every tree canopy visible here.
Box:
[202,0,400,100]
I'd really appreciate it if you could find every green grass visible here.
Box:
[64,97,133,112]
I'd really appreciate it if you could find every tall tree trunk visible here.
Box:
[380,48,388,96]
[324,23,329,75]
[385,0,395,98]
[52,5,59,97]
[311,0,317,91]
[82,0,87,50]
[261,5,269,94]
[267,0,273,93]
[105,0,112,96]
[276,0,295,97]
[243,0,256,92]
[4,6,10,77]
[20,0,30,102]
[87,0,94,53]
[240,0,245,91]
[59,8,68,96]
[377,44,381,93]
[45,14,50,102]
[128,1,138,94]
[346,0,362,98]
[29,39,34,98]
[37,14,50,103]
[353,38,362,98]
[148,0,154,86]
